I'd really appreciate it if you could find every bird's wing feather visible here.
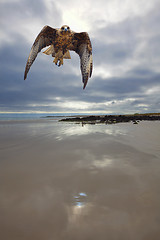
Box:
[69,32,93,89]
[24,26,57,80]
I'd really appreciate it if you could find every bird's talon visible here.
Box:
[58,59,63,67]
[53,57,58,65]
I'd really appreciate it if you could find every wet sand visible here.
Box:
[0,120,160,240]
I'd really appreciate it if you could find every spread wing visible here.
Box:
[70,32,93,89]
[24,26,57,80]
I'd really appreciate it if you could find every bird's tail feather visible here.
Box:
[43,45,55,55]
[43,46,71,59]
[63,51,71,59]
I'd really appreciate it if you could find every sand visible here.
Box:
[0,119,160,240]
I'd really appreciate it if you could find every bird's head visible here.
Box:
[60,25,71,34]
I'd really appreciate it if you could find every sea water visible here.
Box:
[0,113,90,121]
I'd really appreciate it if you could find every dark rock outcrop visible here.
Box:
[59,114,160,124]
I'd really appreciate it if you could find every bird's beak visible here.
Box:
[64,27,68,32]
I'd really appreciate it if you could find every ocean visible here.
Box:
[0,113,87,121]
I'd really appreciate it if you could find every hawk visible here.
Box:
[24,25,93,89]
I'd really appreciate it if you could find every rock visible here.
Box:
[59,114,160,125]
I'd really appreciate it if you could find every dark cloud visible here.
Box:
[0,0,46,19]
[0,35,88,112]
[0,0,62,49]
[93,40,135,66]
[1,35,160,113]
[0,0,160,113]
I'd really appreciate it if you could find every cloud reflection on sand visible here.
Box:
[93,157,113,168]
[55,122,129,140]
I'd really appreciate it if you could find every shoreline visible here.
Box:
[59,113,160,124]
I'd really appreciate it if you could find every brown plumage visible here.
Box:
[24,25,93,89]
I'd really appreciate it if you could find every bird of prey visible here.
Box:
[24,25,93,89]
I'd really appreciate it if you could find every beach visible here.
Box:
[0,119,160,240]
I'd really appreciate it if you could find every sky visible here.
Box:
[0,0,160,114]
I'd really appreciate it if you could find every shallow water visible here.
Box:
[0,120,160,240]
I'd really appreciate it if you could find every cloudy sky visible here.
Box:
[0,0,160,114]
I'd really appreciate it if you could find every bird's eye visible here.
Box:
[61,27,64,30]
[67,26,70,30]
